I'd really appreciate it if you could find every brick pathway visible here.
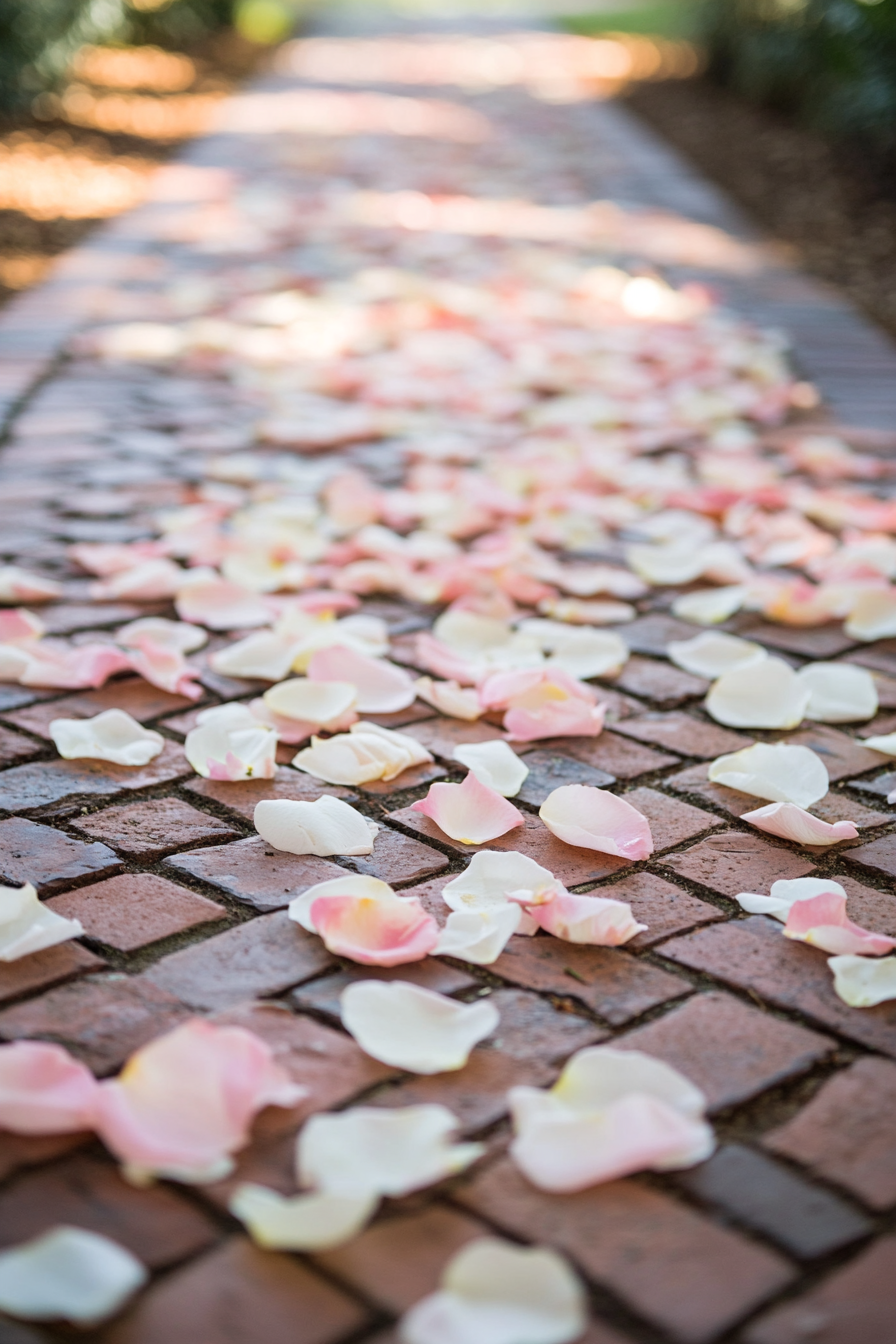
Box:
[1,9,896,1344]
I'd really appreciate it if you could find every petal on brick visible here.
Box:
[0,881,84,962]
[50,709,165,767]
[706,657,811,730]
[742,801,859,846]
[0,1227,147,1325]
[735,875,847,920]
[526,891,646,947]
[0,1040,99,1134]
[308,645,416,713]
[289,873,397,932]
[414,676,482,720]
[454,739,528,797]
[255,795,378,856]
[668,630,766,679]
[829,954,896,1007]
[229,1185,377,1251]
[186,704,277,781]
[784,890,896,956]
[797,662,878,723]
[434,905,522,964]
[341,980,498,1073]
[708,741,829,808]
[0,566,62,604]
[412,772,524,845]
[311,893,438,966]
[539,784,653,860]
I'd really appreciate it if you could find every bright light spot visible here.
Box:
[71,45,195,92]
[235,0,296,45]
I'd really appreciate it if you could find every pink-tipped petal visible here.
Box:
[411,771,524,845]
[127,641,203,700]
[175,579,271,631]
[742,801,859,846]
[478,669,546,710]
[0,1041,99,1135]
[310,895,439,966]
[784,890,896,956]
[504,695,605,742]
[528,892,646,946]
[308,645,415,713]
[539,785,653,860]
[413,632,479,685]
[0,610,43,644]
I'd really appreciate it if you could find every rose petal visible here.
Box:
[297,1104,483,1197]
[742,801,859,846]
[667,631,766,679]
[0,1227,146,1325]
[311,894,438,966]
[229,1185,378,1251]
[671,586,747,625]
[527,892,646,946]
[734,876,847,920]
[0,881,83,962]
[255,796,378,856]
[289,874,397,932]
[414,676,482,721]
[90,558,185,602]
[185,704,277,781]
[433,906,523,964]
[828,954,896,1007]
[707,742,829,808]
[783,890,896,956]
[126,640,203,700]
[308,645,416,713]
[209,632,299,681]
[453,741,528,797]
[0,567,62,604]
[0,609,44,644]
[706,657,811,729]
[412,772,524,844]
[117,618,207,654]
[861,732,896,756]
[341,981,499,1073]
[539,784,653,860]
[0,1041,98,1134]
[796,662,878,723]
[262,677,357,730]
[50,710,164,767]
[844,588,896,641]
[175,577,272,630]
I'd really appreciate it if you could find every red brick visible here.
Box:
[183,766,356,821]
[486,986,607,1063]
[676,1143,872,1260]
[0,940,104,1006]
[623,786,723,851]
[402,716,505,761]
[367,1327,632,1344]
[514,749,616,806]
[455,1158,793,1343]
[0,725,43,767]
[4,678,200,738]
[350,824,448,885]
[659,916,896,1058]
[71,796,240,860]
[558,730,679,779]
[0,740,190,813]
[0,816,123,893]
[0,1154,218,1267]
[660,832,816,897]
[0,1130,89,1184]
[366,702,439,729]
[744,1236,896,1344]
[622,613,705,657]
[782,723,886,781]
[164,836,347,912]
[360,760,448,795]
[387,807,631,886]
[99,1237,371,1344]
[842,832,896,881]
[491,934,690,1025]
[617,991,834,1111]
[611,654,708,705]
[0,974,189,1073]
[595,871,723,950]
[291,960,478,1019]
[40,603,148,635]
[46,873,226,952]
[762,1058,896,1210]
[315,1205,488,1314]
[667,763,890,830]
[614,711,753,759]
[736,620,857,659]
[143,910,335,1010]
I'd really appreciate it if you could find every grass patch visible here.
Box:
[562,1,706,41]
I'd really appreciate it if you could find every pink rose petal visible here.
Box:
[127,640,203,700]
[175,578,272,631]
[308,645,415,713]
[539,785,653,860]
[742,801,859,846]
[411,771,525,844]
[0,1041,99,1135]
[0,610,43,644]
[310,894,439,966]
[783,890,896,956]
[413,632,479,684]
[526,892,646,946]
[17,643,132,690]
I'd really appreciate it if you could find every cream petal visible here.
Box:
[263,677,357,726]
[844,589,896,641]
[734,876,847,920]
[861,732,896,756]
[707,742,829,808]
[549,1045,707,1118]
[414,677,482,721]
[254,796,378,856]
[209,632,298,681]
[0,1040,99,1134]
[412,772,524,845]
[185,705,277,781]
[297,1104,484,1197]
[441,851,556,933]
[50,710,164,767]
[796,662,878,723]
[90,558,185,602]
[309,645,416,713]
[528,892,646,946]
[293,733,396,786]
[117,617,207,654]
[0,567,62,604]
[706,657,811,729]
[742,801,859,846]
[311,893,439,966]
[341,981,499,1073]
[351,721,433,773]
[0,881,83,962]
[671,586,747,625]
[175,577,272,630]
[433,610,514,654]
[229,1185,378,1251]
[784,890,896,956]
[434,906,522,964]
[290,874,397,932]
[0,1227,146,1325]
[399,1238,587,1344]
[545,629,629,679]
[539,785,652,860]
[828,954,896,1007]
[453,741,529,797]
[667,631,766,679]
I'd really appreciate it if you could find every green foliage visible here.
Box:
[564,1,708,42]
[704,0,896,159]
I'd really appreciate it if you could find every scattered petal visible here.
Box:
[526,891,646,946]
[0,1226,146,1325]
[260,677,357,743]
[412,772,524,844]
[706,657,811,729]
[185,704,277,781]
[539,785,652,860]
[414,677,482,720]
[0,881,83,962]
[784,890,896,956]
[209,632,298,681]
[0,567,62,604]
[742,801,859,845]
[0,1040,98,1134]
[294,722,432,786]
[861,732,896,756]
[255,795,378,856]
[707,742,829,808]
[441,850,560,934]
[671,586,746,625]
[0,609,44,644]
[175,577,271,631]
[117,617,207,654]
[734,876,846,920]
[312,893,438,966]
[434,906,522,964]
[290,874,397,932]
[454,740,528,797]
[829,954,896,1007]
[50,709,164,767]
[844,588,896,641]
[667,631,766,679]
[341,981,499,1073]
[796,662,878,723]
[309,645,416,713]
[229,1185,377,1251]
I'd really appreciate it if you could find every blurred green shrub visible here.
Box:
[705,0,896,162]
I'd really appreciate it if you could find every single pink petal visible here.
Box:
[0,609,43,644]
[784,890,896,956]
[308,645,415,713]
[0,1041,99,1135]
[539,785,653,860]
[89,558,185,601]
[742,802,859,846]
[478,668,546,710]
[411,771,524,844]
[504,695,605,742]
[95,1020,304,1178]
[310,894,439,966]
[528,892,646,946]
[19,643,132,690]
[69,541,164,577]
[413,632,479,684]
[127,641,203,700]
[175,579,271,631]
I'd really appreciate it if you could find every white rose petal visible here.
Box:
[667,631,766,679]
[434,906,522,965]
[263,677,357,724]
[734,876,846,920]
[50,710,165,767]
[828,954,896,1008]
[796,662,878,723]
[453,741,529,797]
[671,586,747,625]
[341,981,499,1074]
[0,1226,146,1325]
[707,742,829,808]
[706,657,811,729]
[229,1184,378,1251]
[0,882,83,962]
[117,617,207,653]
[209,632,299,681]
[289,874,398,932]
[441,851,561,936]
[255,796,378,856]
[861,732,896,756]
[185,703,277,781]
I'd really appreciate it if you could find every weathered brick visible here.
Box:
[614,711,753,759]
[455,1158,793,1343]
[403,716,505,762]
[349,824,448,885]
[783,723,886,782]
[675,1143,872,1259]
[183,767,356,822]
[290,960,477,1019]
[558,731,679,779]
[0,725,43,768]
[485,987,607,1063]
[359,759,448,795]
[514,749,615,808]
[143,910,335,1010]
[842,832,896,881]
[617,991,834,1111]
[660,916,896,1058]
[621,613,704,657]
[595,871,723,949]
[660,832,816,897]
[0,740,190,813]
[762,1057,896,1210]
[0,1130,89,1185]
[164,836,347,912]
[0,817,122,893]
[46,873,226,952]
[736,620,857,659]
[611,654,708,705]
[744,1236,896,1344]
[623,786,723,851]
[0,940,104,1006]
[72,796,239,860]
[4,678,199,738]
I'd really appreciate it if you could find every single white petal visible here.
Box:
[229,1185,378,1251]
[442,851,559,933]
[706,657,811,729]
[829,954,896,1007]
[209,632,298,681]
[796,662,878,723]
[861,732,896,756]
[117,618,207,653]
[341,981,499,1074]
[414,677,482,721]
[293,733,398,786]
[546,629,629,679]
[50,710,164,767]
[434,906,522,965]
[297,1105,483,1197]
[707,742,829,808]
[399,1238,587,1344]
[548,1046,707,1119]
[671,586,746,625]
[844,589,896,641]
[0,882,83,962]
[734,877,846,921]
[454,741,529,797]
[289,874,396,932]
[254,796,377,856]
[263,677,357,724]
[0,1226,146,1325]
[185,705,277,781]
[667,631,766,679]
